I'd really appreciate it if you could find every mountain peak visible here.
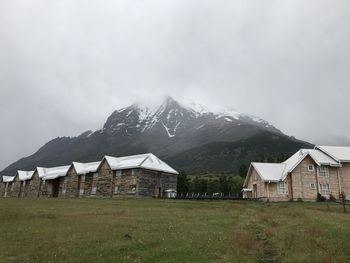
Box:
[0,96,310,176]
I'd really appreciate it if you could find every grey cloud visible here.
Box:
[0,0,350,170]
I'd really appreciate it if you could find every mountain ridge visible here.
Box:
[0,97,312,175]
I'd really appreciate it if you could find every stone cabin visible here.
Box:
[40,165,70,197]
[1,176,15,197]
[64,161,101,197]
[2,153,178,199]
[96,153,178,197]
[243,148,343,201]
[26,167,48,197]
[16,170,35,197]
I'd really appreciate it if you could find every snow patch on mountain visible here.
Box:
[98,97,278,138]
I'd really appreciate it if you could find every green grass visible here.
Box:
[0,198,349,263]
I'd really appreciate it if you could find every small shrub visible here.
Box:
[317,193,326,202]
[297,198,303,202]
[329,194,336,202]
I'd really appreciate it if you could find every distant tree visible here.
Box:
[191,176,202,193]
[177,170,189,194]
[219,175,230,194]
[267,156,274,163]
[238,164,248,178]
[229,176,245,196]
[207,179,220,194]
[277,153,286,162]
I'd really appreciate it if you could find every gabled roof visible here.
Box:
[36,165,71,180]
[315,146,350,163]
[71,161,101,175]
[2,176,15,183]
[251,163,286,182]
[102,153,178,175]
[244,148,340,186]
[283,149,341,175]
[17,170,35,181]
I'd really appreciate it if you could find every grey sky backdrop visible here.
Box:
[0,0,350,171]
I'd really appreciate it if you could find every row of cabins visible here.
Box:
[0,153,178,198]
[243,146,350,201]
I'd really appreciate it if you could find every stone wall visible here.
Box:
[21,180,31,197]
[11,177,21,197]
[246,168,267,199]
[63,166,79,197]
[77,173,96,197]
[289,156,341,201]
[41,178,63,198]
[341,163,350,198]
[26,171,42,198]
[96,160,113,197]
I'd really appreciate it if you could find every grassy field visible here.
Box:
[0,198,349,263]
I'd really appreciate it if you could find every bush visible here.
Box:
[317,193,326,202]
[297,198,303,202]
[329,194,336,202]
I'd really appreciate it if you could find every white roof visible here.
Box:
[245,148,340,186]
[283,149,340,174]
[36,165,71,180]
[17,170,35,181]
[103,153,178,175]
[316,146,350,162]
[250,163,286,182]
[71,161,101,175]
[2,176,15,183]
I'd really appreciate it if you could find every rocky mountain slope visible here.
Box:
[1,97,312,175]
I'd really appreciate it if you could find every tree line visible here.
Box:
[177,169,246,197]
[176,152,290,196]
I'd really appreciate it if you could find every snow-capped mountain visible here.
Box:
[100,97,280,139]
[1,97,311,175]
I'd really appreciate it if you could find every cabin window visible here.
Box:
[91,187,97,195]
[277,181,288,194]
[132,169,135,176]
[81,175,86,182]
[114,185,119,194]
[116,170,122,177]
[317,166,329,177]
[308,164,314,171]
[122,170,131,177]
[319,183,330,195]
[310,183,316,190]
[79,188,84,196]
[93,173,98,180]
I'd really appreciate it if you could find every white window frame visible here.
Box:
[308,164,314,171]
[319,183,330,195]
[317,166,329,177]
[91,186,97,195]
[93,173,98,180]
[277,181,288,194]
[114,185,119,194]
[79,188,84,196]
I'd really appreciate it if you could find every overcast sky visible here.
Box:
[0,0,350,170]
